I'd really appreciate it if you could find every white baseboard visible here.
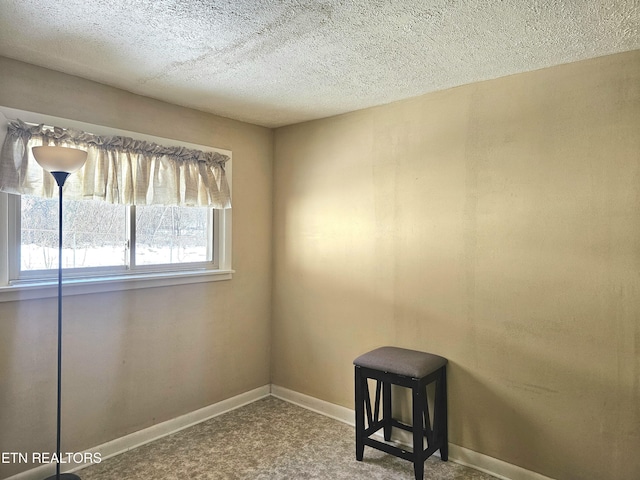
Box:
[271,384,426,453]
[271,384,355,425]
[5,384,555,480]
[4,385,270,480]
[271,384,556,480]
[447,445,555,480]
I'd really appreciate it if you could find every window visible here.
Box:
[0,106,232,300]
[135,204,211,266]
[14,195,217,281]
[19,195,128,272]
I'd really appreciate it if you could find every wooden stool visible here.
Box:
[354,346,448,480]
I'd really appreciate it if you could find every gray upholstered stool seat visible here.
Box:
[354,346,447,379]
[354,346,448,480]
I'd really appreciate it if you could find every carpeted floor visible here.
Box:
[79,396,496,479]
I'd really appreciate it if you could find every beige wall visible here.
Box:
[272,50,640,480]
[0,57,273,478]
[2,50,639,480]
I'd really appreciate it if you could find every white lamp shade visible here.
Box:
[32,146,88,173]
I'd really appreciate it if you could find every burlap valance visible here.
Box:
[0,119,231,208]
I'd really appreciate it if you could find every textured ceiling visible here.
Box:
[0,0,638,128]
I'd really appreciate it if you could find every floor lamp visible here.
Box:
[32,146,88,480]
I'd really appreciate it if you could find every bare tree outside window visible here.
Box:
[135,205,209,265]
[21,196,127,271]
[20,196,211,274]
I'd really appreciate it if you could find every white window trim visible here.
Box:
[0,106,233,303]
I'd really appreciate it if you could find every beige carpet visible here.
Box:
[79,396,496,479]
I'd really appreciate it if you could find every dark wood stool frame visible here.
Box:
[355,364,448,480]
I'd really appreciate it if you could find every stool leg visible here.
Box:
[413,382,426,480]
[383,382,392,441]
[355,366,365,461]
[439,367,448,461]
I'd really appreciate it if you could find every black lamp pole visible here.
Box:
[32,146,87,480]
[44,172,80,480]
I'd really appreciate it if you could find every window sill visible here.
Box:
[0,269,234,302]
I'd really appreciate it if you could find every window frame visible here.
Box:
[0,106,233,302]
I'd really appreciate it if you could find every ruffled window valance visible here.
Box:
[0,119,231,208]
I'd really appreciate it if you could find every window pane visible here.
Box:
[21,195,127,271]
[135,205,209,266]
